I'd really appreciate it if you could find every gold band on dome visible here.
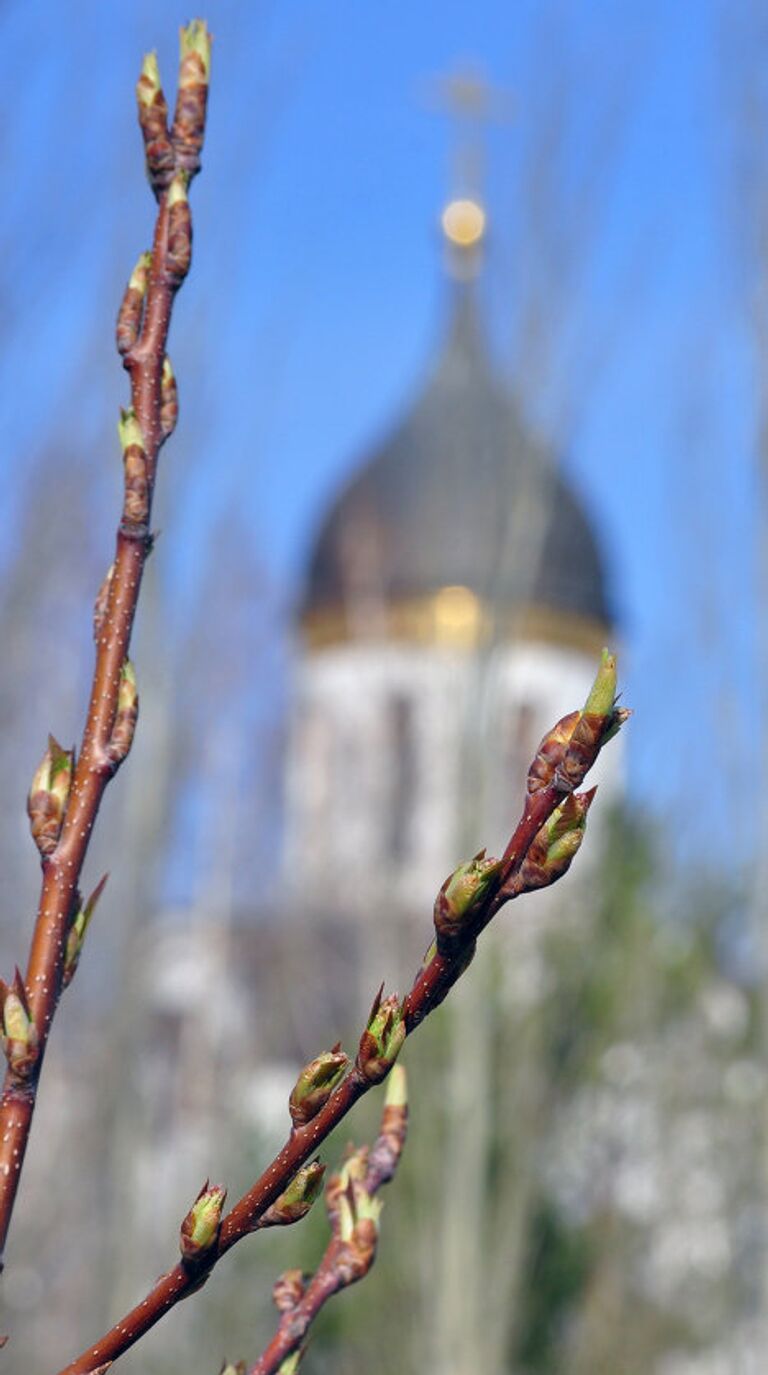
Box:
[301,589,611,657]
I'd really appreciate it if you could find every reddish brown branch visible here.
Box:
[249,1071,409,1375]
[56,672,627,1373]
[0,24,210,1269]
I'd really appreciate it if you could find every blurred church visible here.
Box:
[284,172,620,951]
[276,157,624,1373]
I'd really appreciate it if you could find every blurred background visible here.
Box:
[1,0,767,1371]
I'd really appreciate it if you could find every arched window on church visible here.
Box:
[386,692,416,864]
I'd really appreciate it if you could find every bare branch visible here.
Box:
[248,1066,409,1375]
[56,655,627,1373]
[0,19,212,1267]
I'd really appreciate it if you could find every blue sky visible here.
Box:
[0,0,761,868]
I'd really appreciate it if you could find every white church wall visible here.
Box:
[283,634,623,920]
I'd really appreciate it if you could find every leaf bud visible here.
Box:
[116,251,152,356]
[433,850,503,953]
[356,987,406,1084]
[385,1063,407,1109]
[337,1177,382,1246]
[118,408,149,530]
[27,735,73,858]
[160,355,178,441]
[172,20,212,179]
[93,563,115,643]
[289,1046,349,1128]
[179,1180,227,1263]
[108,660,139,767]
[527,650,628,797]
[558,650,629,791]
[335,1171,382,1285]
[272,1268,306,1313]
[136,49,162,107]
[278,1357,302,1375]
[365,1065,409,1192]
[517,789,596,893]
[136,51,174,197]
[325,1146,368,1232]
[179,18,212,82]
[527,710,581,794]
[0,970,39,1079]
[260,1160,325,1228]
[166,173,192,284]
[63,874,109,989]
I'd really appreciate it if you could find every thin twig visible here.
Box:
[0,21,211,1268]
[56,666,627,1375]
[249,1066,409,1375]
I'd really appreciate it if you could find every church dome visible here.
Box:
[300,284,613,652]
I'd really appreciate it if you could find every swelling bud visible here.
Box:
[179,1181,227,1262]
[357,987,406,1084]
[433,851,503,954]
[289,1046,349,1128]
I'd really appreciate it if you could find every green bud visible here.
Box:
[128,251,152,294]
[278,1356,302,1375]
[600,705,632,746]
[334,1171,383,1280]
[166,174,192,282]
[260,1160,325,1228]
[528,651,628,797]
[136,47,174,198]
[517,789,595,893]
[117,407,145,454]
[583,647,617,718]
[119,658,138,710]
[179,19,212,82]
[93,563,114,643]
[116,252,153,356]
[289,1045,349,1128]
[119,412,149,529]
[107,660,139,768]
[338,1180,382,1244]
[167,171,190,209]
[556,651,628,791]
[527,710,581,794]
[0,970,39,1079]
[63,874,109,989]
[545,790,591,847]
[326,1146,368,1231]
[137,51,162,105]
[27,735,73,858]
[180,1180,227,1262]
[433,850,503,952]
[272,1268,306,1313]
[160,355,178,441]
[30,736,71,807]
[172,21,211,182]
[385,1063,407,1109]
[357,987,406,1084]
[419,938,437,974]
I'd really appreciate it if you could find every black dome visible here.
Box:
[301,288,612,644]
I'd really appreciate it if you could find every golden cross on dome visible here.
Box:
[425,66,514,251]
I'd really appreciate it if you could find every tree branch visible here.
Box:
[0,20,211,1269]
[56,657,627,1374]
[248,1065,409,1375]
